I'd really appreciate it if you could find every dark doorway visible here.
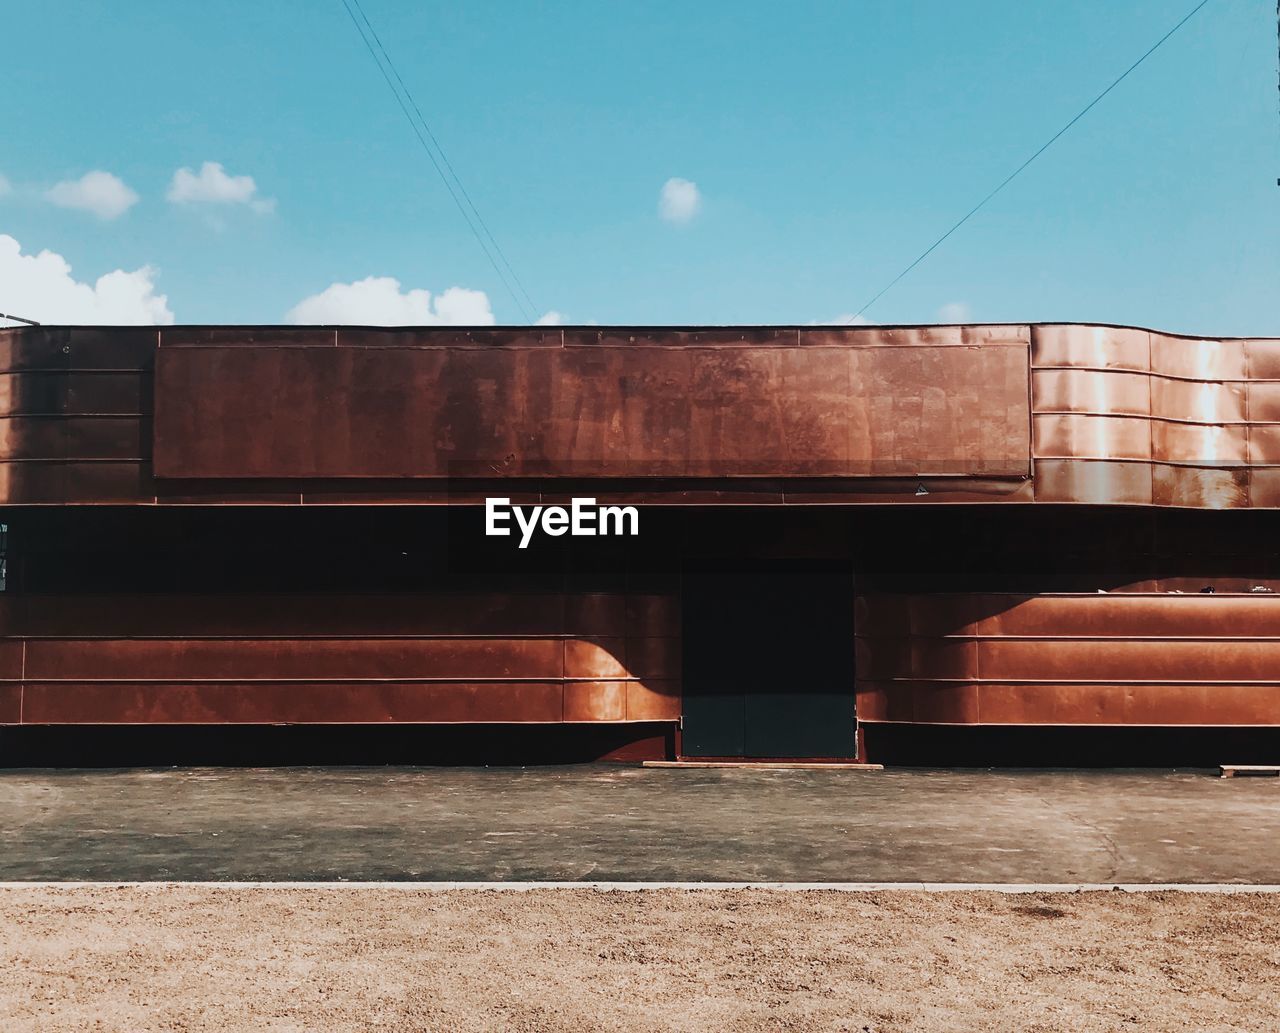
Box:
[681,561,855,758]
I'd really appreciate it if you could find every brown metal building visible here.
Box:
[4,320,1280,764]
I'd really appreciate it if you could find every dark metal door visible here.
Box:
[681,563,855,758]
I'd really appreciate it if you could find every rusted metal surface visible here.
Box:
[1031,325,1280,507]
[1,321,1276,507]
[0,328,154,504]
[5,322,1280,743]
[151,325,1031,481]
[0,592,681,726]
[856,592,1280,726]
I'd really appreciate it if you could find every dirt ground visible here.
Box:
[1,887,1277,1032]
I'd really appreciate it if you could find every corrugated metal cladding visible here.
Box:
[1,323,1279,756]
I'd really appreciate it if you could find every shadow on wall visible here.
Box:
[864,724,1280,768]
[0,723,677,768]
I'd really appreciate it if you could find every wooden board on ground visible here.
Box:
[1220,765,1280,778]
[643,760,884,771]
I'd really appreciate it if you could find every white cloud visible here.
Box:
[0,173,10,197]
[536,310,563,326]
[45,170,139,220]
[936,301,971,323]
[0,234,174,325]
[658,177,701,224]
[167,161,274,212]
[286,276,496,325]
[809,313,871,326]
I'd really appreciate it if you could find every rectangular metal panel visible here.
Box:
[856,590,1280,728]
[1032,325,1150,372]
[1033,459,1154,505]
[563,680,627,722]
[153,337,1031,480]
[626,679,681,721]
[0,372,147,416]
[19,681,566,724]
[14,593,573,638]
[22,637,566,681]
[0,685,19,724]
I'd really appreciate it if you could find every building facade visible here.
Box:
[3,321,1279,763]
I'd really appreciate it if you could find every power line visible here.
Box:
[852,0,1214,321]
[346,0,540,320]
[0,313,40,326]
[338,0,538,322]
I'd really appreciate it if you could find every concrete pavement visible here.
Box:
[1,765,1277,883]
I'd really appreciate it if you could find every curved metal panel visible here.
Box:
[1032,368,1151,416]
[856,592,1280,727]
[1031,325,1280,508]
[1,590,681,727]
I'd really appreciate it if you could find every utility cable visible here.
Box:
[851,0,1214,320]
[347,0,540,320]
[339,0,538,321]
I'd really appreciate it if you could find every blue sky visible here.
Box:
[0,0,1275,334]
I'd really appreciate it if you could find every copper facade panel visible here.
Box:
[625,595,681,638]
[1149,333,1248,381]
[0,641,23,680]
[570,327,800,349]
[855,637,977,680]
[857,591,1280,728]
[0,327,156,372]
[0,371,147,416]
[972,683,1280,726]
[13,594,575,638]
[0,460,156,504]
[0,416,148,461]
[564,638,629,679]
[1032,369,1151,416]
[152,340,1030,480]
[853,681,979,723]
[562,594,628,637]
[1246,382,1280,423]
[857,683,1280,727]
[1152,423,1248,466]
[4,321,1278,507]
[625,679,681,721]
[1151,465,1249,509]
[19,681,567,724]
[1029,326,1280,508]
[1151,378,1247,425]
[977,638,1280,682]
[563,680,627,722]
[1032,459,1154,505]
[1245,338,1280,379]
[793,324,1029,349]
[1033,414,1152,461]
[977,594,1280,638]
[161,327,337,347]
[0,686,18,727]
[624,638,681,680]
[0,685,19,724]
[1247,425,1280,466]
[1245,468,1280,508]
[1032,325,1150,371]
[23,637,567,681]
[339,327,564,349]
[0,590,673,728]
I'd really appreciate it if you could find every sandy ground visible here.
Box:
[1,888,1277,1032]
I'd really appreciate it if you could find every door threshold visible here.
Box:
[643,760,884,771]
